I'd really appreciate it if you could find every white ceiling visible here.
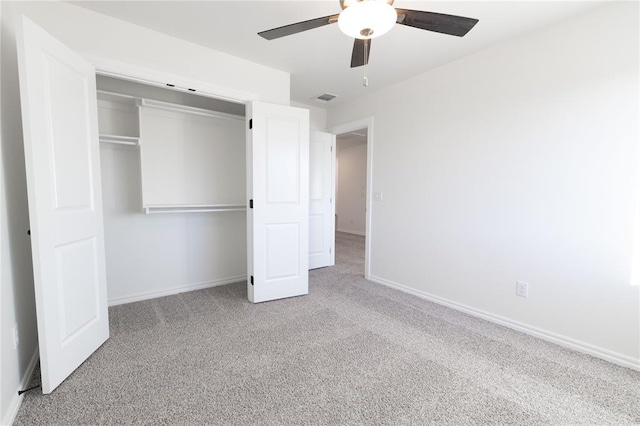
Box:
[70,1,607,107]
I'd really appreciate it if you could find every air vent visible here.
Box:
[311,93,338,102]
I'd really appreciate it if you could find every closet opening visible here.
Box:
[327,117,373,279]
[95,75,248,306]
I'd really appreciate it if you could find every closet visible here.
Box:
[18,16,311,394]
[95,76,248,305]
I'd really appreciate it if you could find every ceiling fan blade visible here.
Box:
[351,38,372,68]
[258,14,339,40]
[395,9,478,37]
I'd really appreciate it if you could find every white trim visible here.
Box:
[630,147,640,287]
[368,274,640,371]
[2,349,40,426]
[337,228,366,236]
[326,117,373,280]
[86,54,259,105]
[330,136,337,267]
[107,275,246,306]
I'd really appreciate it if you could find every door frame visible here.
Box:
[326,117,373,280]
[86,56,318,298]
[84,56,260,295]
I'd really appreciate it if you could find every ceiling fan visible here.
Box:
[258,0,479,69]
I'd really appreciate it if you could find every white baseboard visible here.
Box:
[108,275,246,306]
[2,349,39,426]
[336,228,365,236]
[368,275,640,371]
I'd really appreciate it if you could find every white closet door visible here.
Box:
[309,131,335,269]
[247,102,309,303]
[17,16,109,394]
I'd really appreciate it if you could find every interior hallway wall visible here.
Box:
[336,141,367,236]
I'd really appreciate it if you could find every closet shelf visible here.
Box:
[99,134,140,146]
[143,204,247,214]
[140,99,244,121]
[97,90,141,106]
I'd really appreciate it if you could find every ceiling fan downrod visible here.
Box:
[363,39,369,87]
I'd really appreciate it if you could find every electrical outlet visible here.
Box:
[13,324,19,349]
[516,281,529,298]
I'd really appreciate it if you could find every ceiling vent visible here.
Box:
[312,93,338,102]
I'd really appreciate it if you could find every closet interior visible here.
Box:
[96,75,248,305]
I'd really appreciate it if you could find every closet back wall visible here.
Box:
[336,139,367,236]
[101,143,246,304]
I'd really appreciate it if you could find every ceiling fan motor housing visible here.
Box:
[338,0,398,39]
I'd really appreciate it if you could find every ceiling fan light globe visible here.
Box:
[338,1,397,40]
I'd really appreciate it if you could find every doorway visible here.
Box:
[328,117,373,279]
[336,129,367,237]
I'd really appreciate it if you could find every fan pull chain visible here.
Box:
[363,39,369,87]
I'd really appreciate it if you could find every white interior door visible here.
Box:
[309,131,335,269]
[247,102,309,303]
[17,16,109,394]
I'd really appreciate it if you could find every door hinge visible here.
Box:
[249,199,253,209]
[250,275,254,285]
[249,119,253,130]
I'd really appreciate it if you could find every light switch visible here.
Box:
[374,190,383,201]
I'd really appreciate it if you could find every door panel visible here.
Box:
[266,223,300,278]
[247,102,309,303]
[309,131,335,269]
[17,16,109,394]
[55,237,100,343]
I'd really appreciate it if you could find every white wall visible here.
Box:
[0,1,291,422]
[337,142,367,235]
[327,2,640,367]
[1,3,39,423]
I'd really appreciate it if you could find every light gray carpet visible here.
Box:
[15,232,640,425]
